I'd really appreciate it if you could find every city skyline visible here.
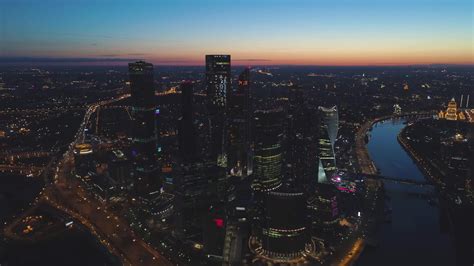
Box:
[0,1,473,265]
[1,0,473,66]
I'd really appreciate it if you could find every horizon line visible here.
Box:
[0,56,473,68]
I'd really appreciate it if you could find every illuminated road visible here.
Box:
[337,238,365,266]
[48,93,171,266]
[0,164,43,176]
[4,94,171,266]
[0,151,51,162]
[355,118,382,175]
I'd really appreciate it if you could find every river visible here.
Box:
[0,173,117,265]
[357,118,456,266]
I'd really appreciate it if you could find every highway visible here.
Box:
[337,238,365,266]
[355,118,380,175]
[4,94,172,266]
[49,93,171,265]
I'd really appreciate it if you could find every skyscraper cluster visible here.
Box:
[123,57,342,264]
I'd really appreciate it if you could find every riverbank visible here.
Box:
[355,112,434,175]
[357,118,456,266]
[397,125,443,186]
[397,120,474,265]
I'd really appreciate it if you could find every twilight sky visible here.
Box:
[0,0,473,65]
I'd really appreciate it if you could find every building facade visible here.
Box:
[129,61,160,195]
[228,67,252,177]
[206,55,231,167]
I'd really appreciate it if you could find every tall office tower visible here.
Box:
[178,81,197,163]
[73,143,95,177]
[254,188,310,261]
[318,106,339,181]
[320,106,339,148]
[228,67,252,177]
[307,182,340,239]
[252,109,284,192]
[286,85,314,185]
[129,61,160,194]
[206,55,231,167]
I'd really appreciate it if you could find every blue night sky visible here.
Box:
[0,0,472,65]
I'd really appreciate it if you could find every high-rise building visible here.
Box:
[286,85,317,187]
[252,188,310,261]
[206,55,231,167]
[128,61,160,194]
[307,183,340,240]
[320,106,338,148]
[252,108,284,192]
[178,81,197,163]
[73,143,95,177]
[228,67,252,177]
[108,149,130,185]
[318,106,339,181]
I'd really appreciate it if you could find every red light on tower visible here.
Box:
[213,218,224,228]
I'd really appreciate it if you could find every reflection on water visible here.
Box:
[1,227,118,266]
[358,119,455,266]
[0,174,118,265]
[0,173,43,222]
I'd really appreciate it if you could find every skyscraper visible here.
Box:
[206,55,231,167]
[128,61,160,193]
[178,81,197,163]
[286,84,316,186]
[320,106,339,148]
[260,189,309,260]
[252,108,284,191]
[228,67,252,177]
[318,106,339,181]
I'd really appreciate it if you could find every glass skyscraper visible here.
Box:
[318,106,339,181]
[206,55,231,167]
[178,81,197,163]
[228,67,252,177]
[128,61,160,194]
[252,108,284,191]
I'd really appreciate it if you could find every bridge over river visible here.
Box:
[362,173,432,186]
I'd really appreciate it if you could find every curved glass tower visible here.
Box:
[318,106,339,181]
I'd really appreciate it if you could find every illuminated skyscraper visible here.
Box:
[129,61,160,193]
[178,81,197,163]
[318,106,338,181]
[320,106,338,147]
[206,55,231,167]
[252,108,284,191]
[260,189,309,259]
[250,187,311,263]
[228,67,252,177]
